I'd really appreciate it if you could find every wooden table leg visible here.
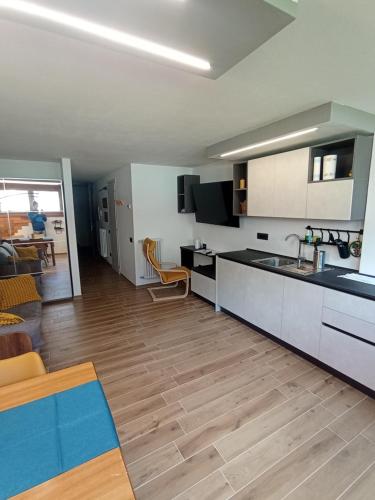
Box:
[50,242,56,266]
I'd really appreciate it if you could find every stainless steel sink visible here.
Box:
[252,257,332,276]
[252,257,297,268]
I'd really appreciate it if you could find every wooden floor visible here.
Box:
[41,258,375,500]
[41,253,72,302]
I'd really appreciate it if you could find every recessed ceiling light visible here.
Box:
[220,128,319,158]
[0,0,211,71]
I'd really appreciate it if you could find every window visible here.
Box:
[0,189,31,213]
[0,181,63,214]
[34,190,62,213]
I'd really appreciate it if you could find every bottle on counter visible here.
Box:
[305,228,313,244]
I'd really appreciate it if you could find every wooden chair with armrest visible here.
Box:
[143,238,191,302]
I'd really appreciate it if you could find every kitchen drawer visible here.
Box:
[191,271,216,304]
[324,289,375,324]
[322,307,375,344]
[319,324,375,390]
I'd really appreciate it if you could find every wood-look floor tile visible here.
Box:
[121,420,184,464]
[135,446,224,500]
[127,443,183,489]
[230,429,344,500]
[339,462,375,500]
[43,259,371,500]
[322,386,367,417]
[273,359,313,383]
[285,435,375,499]
[173,344,255,374]
[174,471,233,500]
[177,389,285,459]
[179,374,281,434]
[118,402,185,442]
[108,378,177,413]
[113,395,167,426]
[216,391,320,462]
[362,421,375,443]
[103,367,177,399]
[163,374,214,405]
[145,341,231,372]
[99,365,148,384]
[266,352,300,370]
[309,375,347,400]
[173,347,257,386]
[328,397,375,442]
[180,364,274,413]
[223,404,335,491]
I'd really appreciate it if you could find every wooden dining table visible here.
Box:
[0,363,135,499]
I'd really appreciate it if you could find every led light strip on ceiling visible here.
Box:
[220,127,319,158]
[0,0,211,71]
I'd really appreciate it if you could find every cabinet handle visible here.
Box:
[322,322,375,347]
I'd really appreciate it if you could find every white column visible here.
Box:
[360,143,375,276]
[61,158,82,296]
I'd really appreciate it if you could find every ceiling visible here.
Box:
[0,0,375,180]
[0,0,296,79]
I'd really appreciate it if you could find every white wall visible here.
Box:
[62,159,81,296]
[0,159,62,180]
[131,164,194,285]
[192,162,363,270]
[96,165,136,285]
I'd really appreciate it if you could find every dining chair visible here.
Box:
[0,352,46,387]
[143,238,191,302]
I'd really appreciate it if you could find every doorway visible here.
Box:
[97,181,119,274]
[0,178,73,302]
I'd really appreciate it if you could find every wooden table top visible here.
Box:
[0,363,135,500]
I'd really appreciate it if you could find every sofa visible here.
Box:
[0,301,43,352]
[0,241,43,277]
[0,275,43,352]
[0,259,43,277]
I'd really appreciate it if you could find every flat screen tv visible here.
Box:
[191,181,239,228]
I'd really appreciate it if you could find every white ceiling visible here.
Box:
[0,0,296,79]
[0,0,375,180]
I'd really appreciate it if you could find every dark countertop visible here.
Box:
[218,248,375,301]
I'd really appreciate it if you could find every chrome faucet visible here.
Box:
[285,233,304,268]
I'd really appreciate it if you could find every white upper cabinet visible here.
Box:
[247,155,275,217]
[243,135,372,220]
[274,148,309,218]
[247,148,309,218]
[306,180,354,220]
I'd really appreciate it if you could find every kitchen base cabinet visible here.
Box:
[217,258,284,338]
[216,258,247,320]
[319,325,375,391]
[191,271,216,304]
[216,256,374,393]
[281,278,324,358]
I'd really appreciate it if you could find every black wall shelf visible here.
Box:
[177,175,200,213]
